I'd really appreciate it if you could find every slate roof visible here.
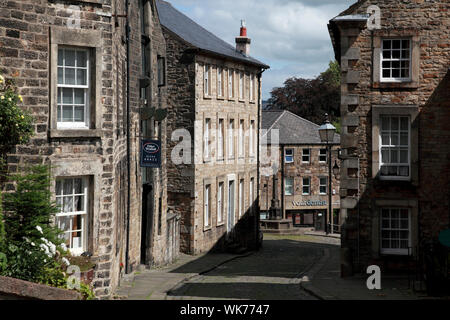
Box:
[155,0,269,68]
[262,110,340,145]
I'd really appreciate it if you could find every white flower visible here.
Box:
[0,75,4,83]
[47,242,56,255]
[36,225,43,234]
[60,243,67,251]
[23,237,30,243]
[62,257,70,266]
[39,243,52,257]
[30,242,35,247]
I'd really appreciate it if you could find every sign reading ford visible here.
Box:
[140,139,161,168]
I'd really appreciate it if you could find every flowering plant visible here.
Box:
[0,74,33,153]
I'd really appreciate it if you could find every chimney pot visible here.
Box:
[236,19,251,56]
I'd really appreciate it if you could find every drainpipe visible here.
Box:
[125,0,131,274]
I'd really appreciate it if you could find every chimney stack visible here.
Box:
[235,20,251,56]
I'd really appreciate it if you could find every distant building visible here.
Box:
[156,0,269,254]
[329,0,450,276]
[260,110,341,232]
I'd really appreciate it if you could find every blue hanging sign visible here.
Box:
[140,139,161,168]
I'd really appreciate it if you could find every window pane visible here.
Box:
[388,166,398,175]
[71,231,83,249]
[62,106,73,122]
[381,117,390,131]
[65,68,76,85]
[76,69,87,86]
[57,216,71,232]
[391,117,399,130]
[381,149,389,163]
[399,166,409,176]
[65,50,76,66]
[401,50,409,59]
[391,133,398,145]
[400,149,408,163]
[62,88,73,104]
[401,220,409,229]
[76,51,87,67]
[58,49,64,65]
[381,134,389,145]
[400,209,408,218]
[382,219,389,228]
[402,40,410,49]
[57,106,62,122]
[382,50,391,59]
[58,68,64,84]
[392,50,400,59]
[56,180,62,195]
[63,196,73,213]
[383,40,391,49]
[382,69,390,78]
[400,133,408,146]
[382,240,390,248]
[400,240,409,249]
[392,40,401,49]
[392,68,400,78]
[382,209,390,218]
[74,89,85,104]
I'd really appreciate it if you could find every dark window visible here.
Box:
[158,56,165,86]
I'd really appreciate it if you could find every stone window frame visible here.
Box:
[227,68,235,100]
[227,117,235,160]
[203,179,213,231]
[216,66,225,99]
[371,199,418,258]
[50,158,102,256]
[372,105,419,185]
[50,27,102,138]
[249,118,256,160]
[249,73,255,103]
[372,30,420,89]
[238,118,245,160]
[203,116,212,163]
[216,115,225,162]
[203,64,212,98]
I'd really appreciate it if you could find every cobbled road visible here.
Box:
[168,234,340,300]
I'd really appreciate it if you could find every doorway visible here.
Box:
[227,180,235,234]
[141,183,153,265]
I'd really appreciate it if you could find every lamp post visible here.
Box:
[318,115,336,235]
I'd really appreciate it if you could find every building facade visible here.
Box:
[156,0,269,254]
[260,110,341,232]
[0,0,177,298]
[328,0,450,275]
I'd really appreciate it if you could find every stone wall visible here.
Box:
[333,0,450,274]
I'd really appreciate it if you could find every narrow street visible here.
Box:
[166,234,339,300]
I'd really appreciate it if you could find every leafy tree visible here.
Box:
[267,60,341,125]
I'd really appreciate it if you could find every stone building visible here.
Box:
[260,110,341,232]
[328,0,450,275]
[155,0,269,254]
[0,0,177,298]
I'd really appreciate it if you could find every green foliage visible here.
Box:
[332,118,341,134]
[0,75,34,153]
[267,60,341,125]
[80,282,96,300]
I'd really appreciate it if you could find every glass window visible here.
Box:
[302,177,310,195]
[204,118,210,159]
[217,67,223,97]
[204,64,210,96]
[249,120,255,156]
[285,149,294,163]
[228,119,234,158]
[302,148,310,163]
[217,182,224,224]
[239,72,244,100]
[319,149,327,163]
[239,179,244,217]
[381,208,410,255]
[218,119,224,159]
[285,177,294,196]
[204,184,211,227]
[380,115,410,179]
[239,120,244,157]
[57,48,89,128]
[228,69,234,99]
[55,177,88,255]
[381,39,411,81]
[319,177,327,195]
[250,74,254,101]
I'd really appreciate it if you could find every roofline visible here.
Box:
[262,110,286,138]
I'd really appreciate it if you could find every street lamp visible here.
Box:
[318,115,336,235]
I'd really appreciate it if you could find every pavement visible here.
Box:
[114,233,427,300]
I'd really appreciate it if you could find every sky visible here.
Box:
[169,0,356,100]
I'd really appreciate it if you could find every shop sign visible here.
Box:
[292,200,327,207]
[140,139,161,168]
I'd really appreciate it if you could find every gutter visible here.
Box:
[125,0,131,274]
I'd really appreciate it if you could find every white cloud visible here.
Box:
[169,0,355,99]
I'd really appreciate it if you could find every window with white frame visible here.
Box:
[239,72,244,100]
[319,177,327,195]
[285,177,294,196]
[285,148,294,163]
[228,119,234,158]
[380,115,410,179]
[381,208,410,255]
[249,177,254,210]
[239,179,244,217]
[204,184,211,228]
[250,74,254,101]
[381,39,411,82]
[217,182,224,224]
[57,47,89,129]
[302,148,310,163]
[204,64,210,96]
[204,118,211,159]
[217,67,223,97]
[218,119,224,159]
[249,120,255,156]
[302,177,310,195]
[239,120,244,157]
[55,177,88,255]
[228,69,234,99]
[319,149,327,163]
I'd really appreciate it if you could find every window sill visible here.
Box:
[203,226,212,232]
[49,129,102,138]
[203,157,212,163]
[216,222,225,227]
[217,96,225,100]
[373,81,419,89]
[203,95,212,100]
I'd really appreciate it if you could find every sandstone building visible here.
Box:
[260,110,341,232]
[155,0,269,254]
[0,0,178,298]
[328,0,449,276]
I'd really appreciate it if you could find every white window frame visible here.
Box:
[204,184,211,228]
[249,120,254,156]
[379,115,411,180]
[284,148,294,163]
[302,177,310,195]
[57,47,90,129]
[380,38,412,82]
[217,182,224,224]
[380,208,411,255]
[204,64,210,96]
[319,148,327,163]
[250,74,254,101]
[239,179,244,217]
[284,177,294,196]
[228,119,234,158]
[302,148,310,163]
[204,118,211,159]
[228,69,234,99]
[55,177,88,256]
[319,177,327,195]
[239,119,244,158]
[239,71,244,100]
[217,67,223,97]
[249,177,254,211]
[217,119,224,159]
